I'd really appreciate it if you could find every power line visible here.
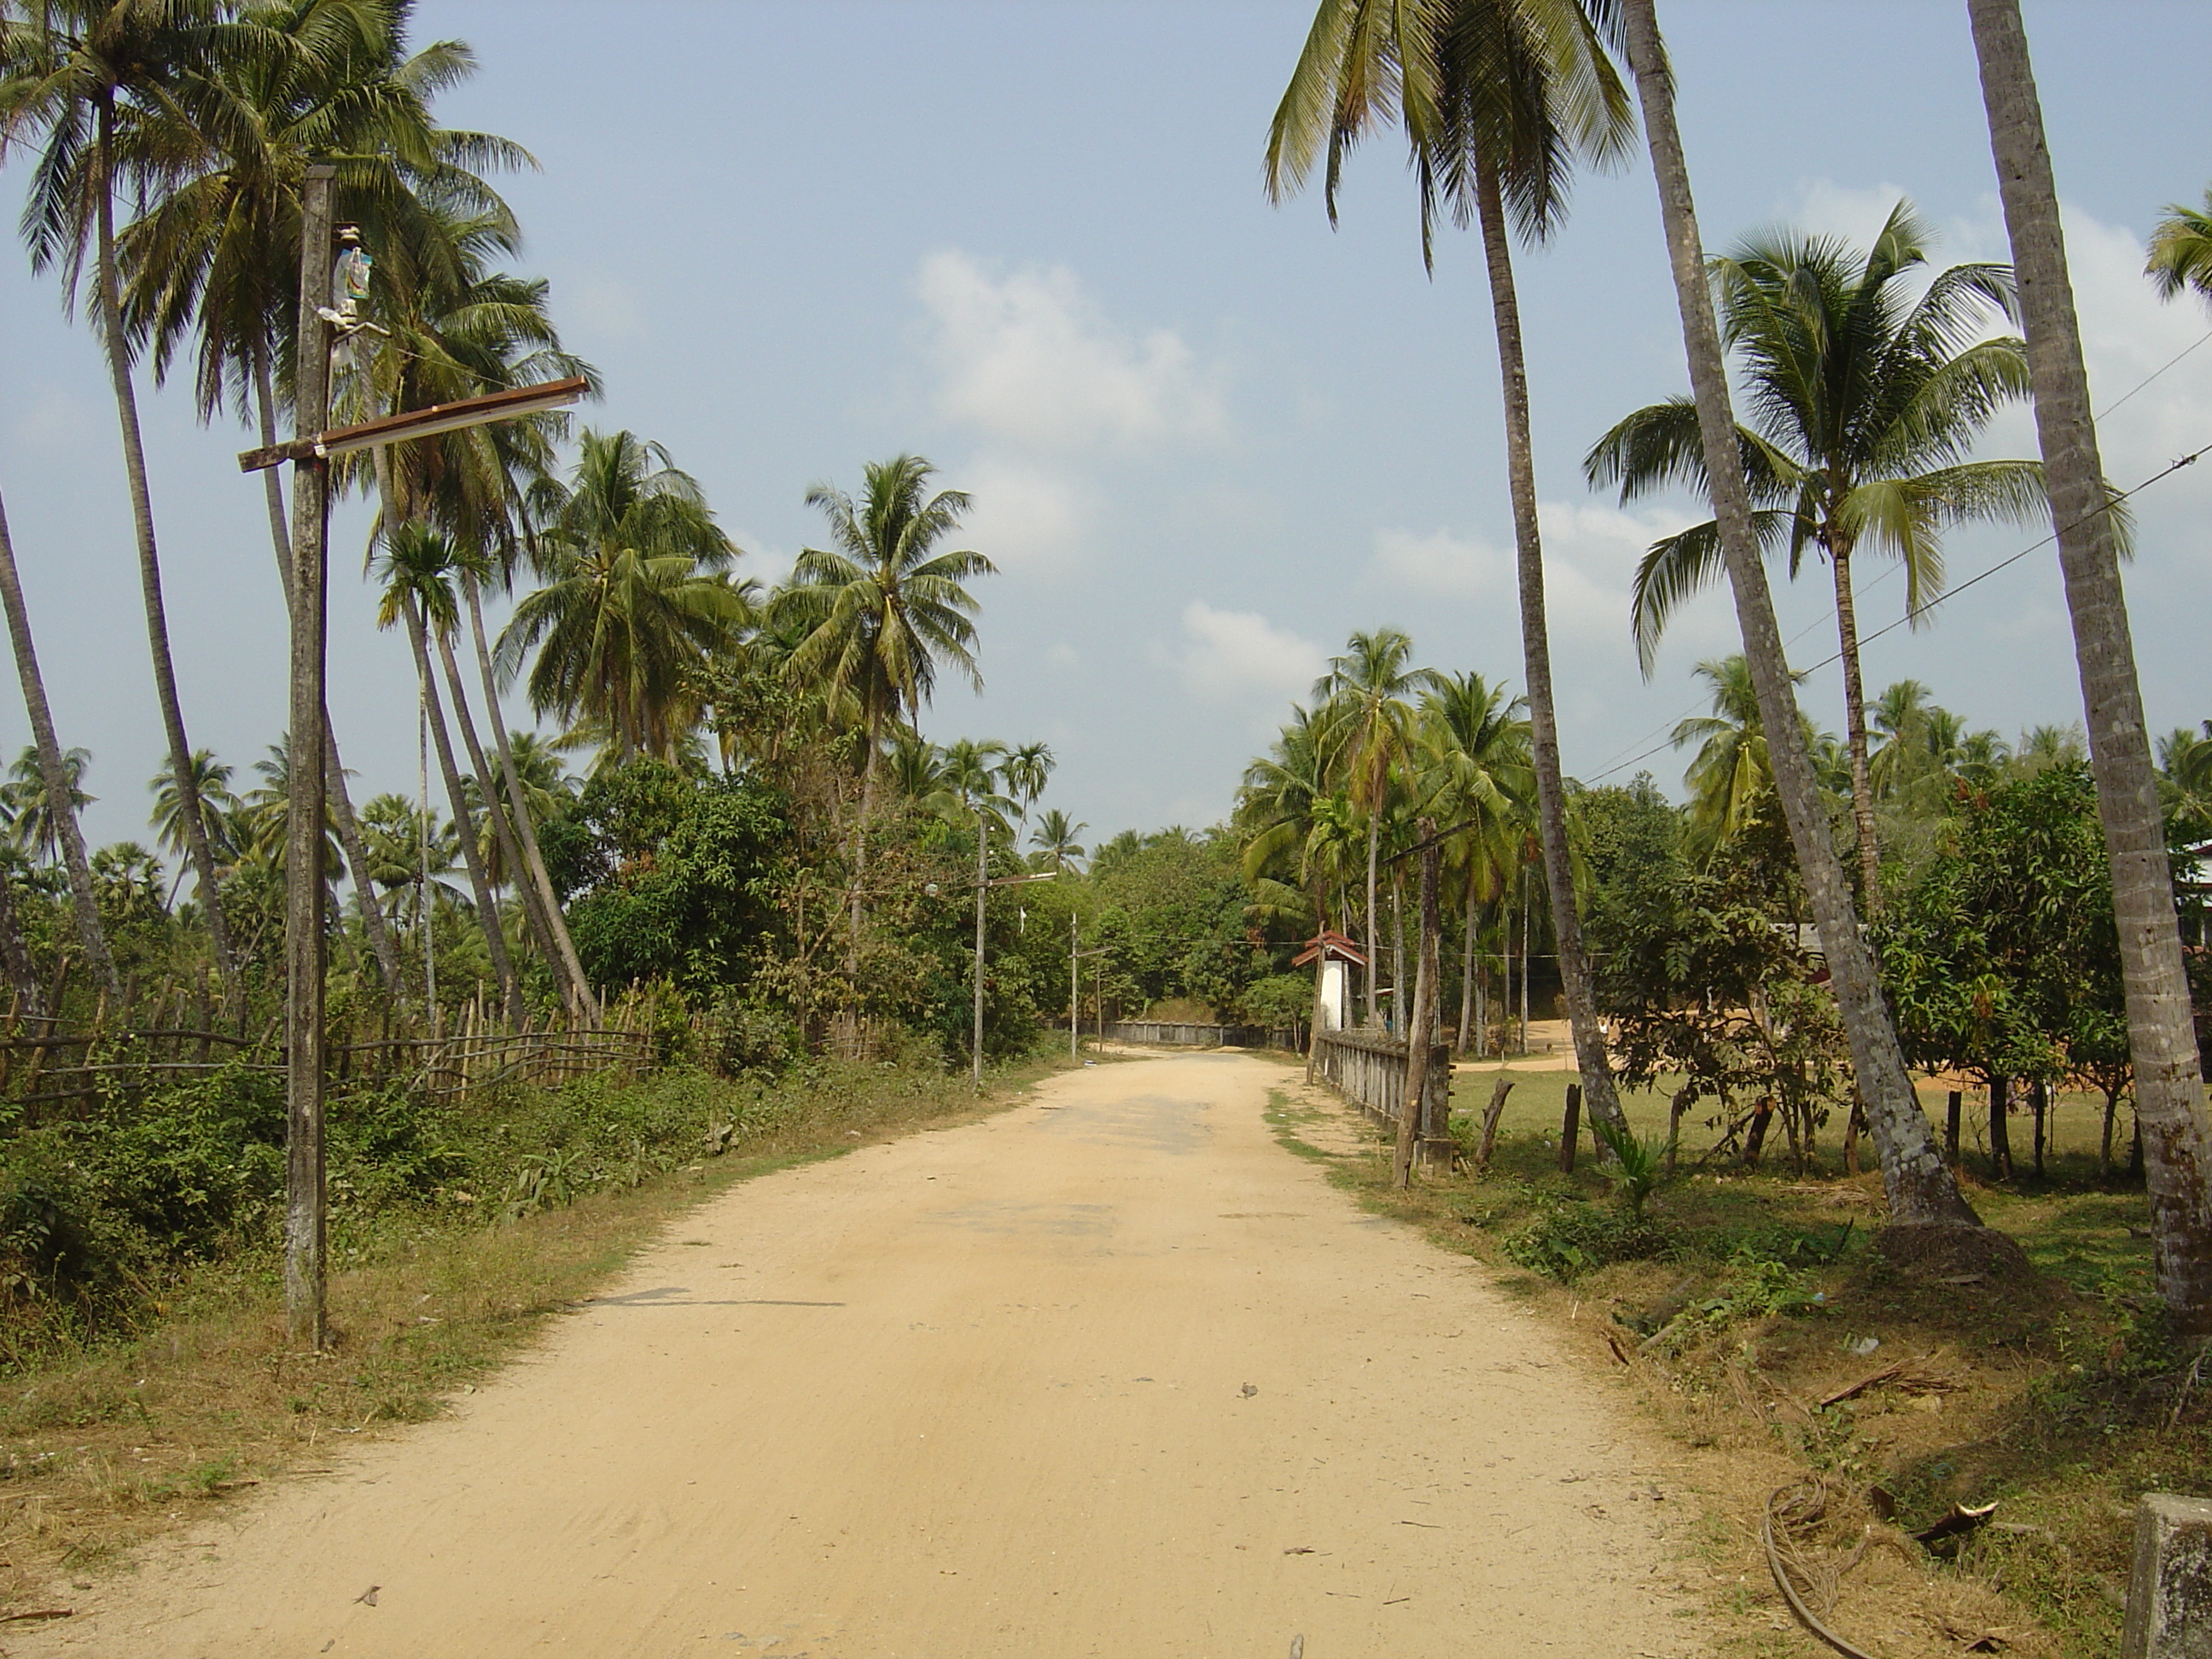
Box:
[1579,435,2212,787]
[1574,327,2212,787]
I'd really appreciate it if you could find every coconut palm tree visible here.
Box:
[148,747,239,916]
[941,736,1009,1088]
[1310,629,1439,1024]
[2147,187,2212,304]
[885,728,948,803]
[399,532,574,1010]
[0,0,260,998]
[778,455,993,818]
[4,742,93,864]
[1416,671,1530,1050]
[779,454,993,976]
[1030,808,1086,874]
[116,2,525,999]
[1268,0,1635,1132]
[0,483,114,985]
[1002,740,1054,841]
[376,521,520,1023]
[1585,201,2043,911]
[2159,722,2212,833]
[499,428,744,768]
[1669,655,1788,861]
[1617,0,1977,1229]
[1970,0,2212,1326]
[341,204,599,1014]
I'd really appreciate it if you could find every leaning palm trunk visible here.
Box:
[1472,154,1629,1138]
[0,485,114,991]
[1970,0,2212,1329]
[462,577,597,1021]
[1622,0,1978,1227]
[254,362,405,996]
[94,114,237,1003]
[434,624,563,1016]
[1830,539,1883,913]
[401,593,522,1027]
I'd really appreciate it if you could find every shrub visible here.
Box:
[1503,1194,1675,1282]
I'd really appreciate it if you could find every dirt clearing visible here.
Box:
[14,1051,1703,1658]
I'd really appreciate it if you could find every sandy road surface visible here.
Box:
[18,1052,1702,1659]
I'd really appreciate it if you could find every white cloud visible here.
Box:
[917,249,1225,454]
[1779,178,1921,257]
[952,453,1094,572]
[1173,600,1324,702]
[1365,505,1695,644]
[1371,527,1508,597]
[1781,183,2212,573]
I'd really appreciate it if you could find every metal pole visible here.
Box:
[284,163,335,1349]
[1069,907,1079,1058]
[972,800,987,1094]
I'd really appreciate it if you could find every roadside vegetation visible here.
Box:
[0,2,2209,1654]
[1271,1071,2205,1659]
[0,1045,1068,1608]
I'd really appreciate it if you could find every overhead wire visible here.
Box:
[1569,323,2212,789]
[1577,434,2211,787]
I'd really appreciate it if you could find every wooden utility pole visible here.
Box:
[284,163,335,1348]
[1069,908,1079,1059]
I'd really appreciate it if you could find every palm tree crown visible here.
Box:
[1587,199,2044,908]
[499,428,746,765]
[777,453,993,780]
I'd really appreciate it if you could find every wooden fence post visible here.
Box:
[1945,1088,1963,1163]
[1475,1073,1513,1172]
[1559,1083,1581,1173]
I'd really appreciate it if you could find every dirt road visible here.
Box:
[20,1052,1702,1658]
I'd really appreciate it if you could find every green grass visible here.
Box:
[1294,1057,2205,1659]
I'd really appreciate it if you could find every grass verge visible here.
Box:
[1270,1064,2206,1659]
[0,1048,1074,1610]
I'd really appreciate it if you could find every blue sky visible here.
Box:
[5,1,2212,855]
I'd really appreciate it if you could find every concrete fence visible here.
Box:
[1313,1028,1452,1158]
[1099,1022,1296,1051]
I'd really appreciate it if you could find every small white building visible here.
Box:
[1293,930,1368,1033]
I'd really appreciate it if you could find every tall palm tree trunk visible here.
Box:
[1458,882,1479,1053]
[0,485,114,991]
[94,108,237,1003]
[1306,876,1329,1082]
[1969,0,2212,1328]
[434,624,561,1020]
[848,692,882,991]
[462,576,597,1021]
[254,362,405,995]
[1830,539,1883,913]
[1473,154,1629,1137]
[1621,0,1978,1228]
[401,593,521,1027]
[1363,809,1381,1024]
